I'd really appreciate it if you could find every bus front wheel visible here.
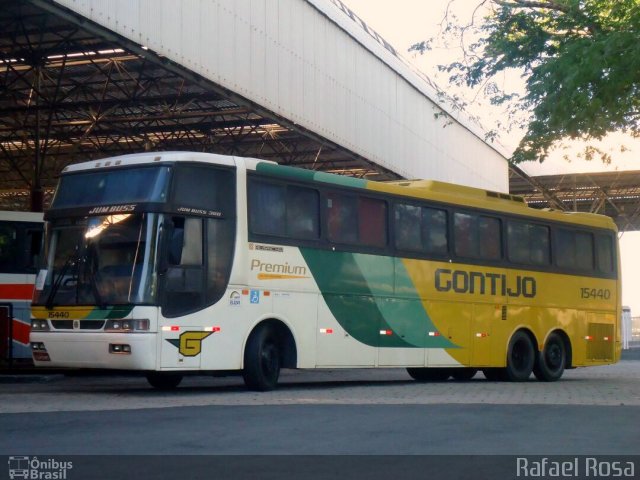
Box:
[533,332,566,382]
[146,372,183,390]
[504,331,535,382]
[243,324,281,391]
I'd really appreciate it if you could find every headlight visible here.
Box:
[105,319,150,332]
[31,320,50,331]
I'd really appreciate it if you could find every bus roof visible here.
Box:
[61,151,251,173]
[59,152,616,231]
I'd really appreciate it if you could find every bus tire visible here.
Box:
[450,368,478,381]
[146,372,183,390]
[533,332,566,382]
[243,324,281,391]
[504,331,535,382]
[406,367,450,382]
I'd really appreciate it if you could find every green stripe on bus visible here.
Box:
[311,171,368,189]
[256,163,316,182]
[255,162,368,189]
[300,248,456,348]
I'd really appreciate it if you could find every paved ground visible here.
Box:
[2,403,639,455]
[1,356,638,478]
[1,360,639,414]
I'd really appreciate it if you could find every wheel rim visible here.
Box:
[545,341,563,371]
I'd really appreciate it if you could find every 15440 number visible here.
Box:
[580,288,611,300]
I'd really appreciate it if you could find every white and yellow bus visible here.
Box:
[30,152,621,389]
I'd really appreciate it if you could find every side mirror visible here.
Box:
[157,218,174,275]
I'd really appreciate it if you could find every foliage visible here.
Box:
[411,0,640,163]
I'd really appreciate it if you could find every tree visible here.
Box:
[411,0,640,163]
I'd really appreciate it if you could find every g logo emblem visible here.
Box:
[179,331,212,356]
[166,331,212,357]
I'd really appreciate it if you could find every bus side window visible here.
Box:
[286,186,319,239]
[556,228,594,271]
[478,216,501,260]
[394,204,422,252]
[454,213,501,260]
[395,204,447,255]
[206,217,235,305]
[575,232,594,270]
[167,217,203,266]
[595,234,614,273]
[180,218,203,265]
[26,228,43,271]
[454,213,476,258]
[530,225,550,265]
[422,208,448,255]
[358,197,387,248]
[163,216,205,317]
[556,229,576,269]
[507,222,550,266]
[250,182,285,236]
[507,221,528,264]
[327,193,358,244]
[168,228,184,265]
[0,224,18,272]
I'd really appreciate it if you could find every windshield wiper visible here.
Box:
[45,252,79,310]
[89,269,106,310]
[74,247,107,310]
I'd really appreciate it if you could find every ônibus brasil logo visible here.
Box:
[8,456,73,479]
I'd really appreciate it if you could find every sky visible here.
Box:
[343,0,640,315]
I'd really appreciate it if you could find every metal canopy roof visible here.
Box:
[0,0,400,211]
[509,166,640,231]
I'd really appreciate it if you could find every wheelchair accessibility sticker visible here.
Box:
[250,290,260,304]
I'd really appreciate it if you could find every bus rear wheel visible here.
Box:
[406,367,450,382]
[504,331,535,382]
[146,372,183,390]
[533,332,566,382]
[243,324,281,391]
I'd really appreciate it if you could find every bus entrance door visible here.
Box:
[160,326,206,369]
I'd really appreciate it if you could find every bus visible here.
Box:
[0,210,43,364]
[30,152,621,389]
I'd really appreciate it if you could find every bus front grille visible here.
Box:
[51,320,106,330]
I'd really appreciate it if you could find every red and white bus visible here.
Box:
[0,211,43,363]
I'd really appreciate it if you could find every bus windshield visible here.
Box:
[52,166,170,208]
[33,213,160,307]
